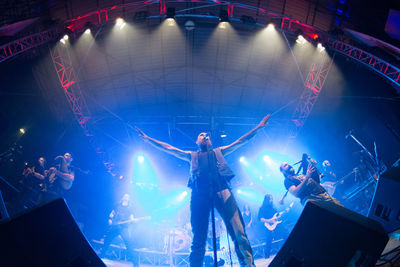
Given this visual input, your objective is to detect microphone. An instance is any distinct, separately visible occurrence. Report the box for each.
[345,130,353,139]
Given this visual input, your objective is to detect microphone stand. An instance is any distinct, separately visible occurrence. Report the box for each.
[207,146,218,267]
[346,132,381,216]
[346,132,377,167]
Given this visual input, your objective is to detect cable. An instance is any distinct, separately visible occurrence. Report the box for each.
[226,227,233,267]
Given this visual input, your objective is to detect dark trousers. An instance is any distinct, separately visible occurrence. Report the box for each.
[189,189,255,267]
[101,225,139,267]
[261,228,273,258]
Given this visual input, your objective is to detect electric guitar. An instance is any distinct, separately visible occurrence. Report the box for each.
[46,156,73,191]
[264,202,294,231]
[111,216,151,226]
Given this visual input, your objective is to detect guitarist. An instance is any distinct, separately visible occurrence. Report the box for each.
[279,162,341,206]
[257,194,277,259]
[46,153,74,200]
[99,194,139,267]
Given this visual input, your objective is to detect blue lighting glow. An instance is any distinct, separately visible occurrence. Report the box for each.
[137,155,145,163]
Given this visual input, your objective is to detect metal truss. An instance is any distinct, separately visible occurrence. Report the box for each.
[50,44,91,136]
[290,54,333,139]
[0,28,60,63]
[50,43,120,176]
[328,39,400,91]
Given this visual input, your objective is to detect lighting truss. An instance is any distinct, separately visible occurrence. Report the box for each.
[50,44,121,176]
[50,45,91,136]
[0,28,60,63]
[290,54,333,139]
[328,39,400,91]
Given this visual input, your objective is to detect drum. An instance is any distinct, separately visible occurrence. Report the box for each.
[165,229,192,252]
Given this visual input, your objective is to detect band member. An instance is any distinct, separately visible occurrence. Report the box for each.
[321,160,337,182]
[242,204,253,229]
[136,115,270,267]
[21,157,48,206]
[279,162,341,206]
[99,194,139,267]
[22,157,47,184]
[46,153,74,199]
[257,194,276,259]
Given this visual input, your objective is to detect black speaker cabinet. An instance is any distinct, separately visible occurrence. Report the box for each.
[269,200,388,267]
[0,198,105,267]
[368,166,400,233]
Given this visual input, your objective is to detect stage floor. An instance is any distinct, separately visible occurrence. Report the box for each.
[102,256,274,266]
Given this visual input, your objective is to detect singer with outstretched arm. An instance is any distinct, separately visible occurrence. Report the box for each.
[135,115,270,267]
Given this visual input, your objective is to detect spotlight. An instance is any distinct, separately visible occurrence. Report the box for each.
[116,17,124,26]
[19,128,26,135]
[220,134,227,138]
[63,27,73,38]
[266,23,275,30]
[240,156,245,163]
[138,155,144,163]
[84,22,95,34]
[317,43,325,52]
[218,22,227,29]
[134,11,148,23]
[116,17,126,29]
[166,18,176,26]
[237,189,242,194]
[166,7,175,19]
[219,10,229,22]
[60,38,66,44]
[296,35,306,44]
[63,34,69,40]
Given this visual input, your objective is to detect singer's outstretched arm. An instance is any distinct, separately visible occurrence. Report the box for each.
[135,127,191,162]
[220,115,270,156]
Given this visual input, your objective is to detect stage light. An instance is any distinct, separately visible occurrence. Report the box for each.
[116,17,126,29]
[240,156,246,163]
[60,38,66,44]
[166,18,176,26]
[220,134,227,138]
[237,189,242,194]
[266,23,275,30]
[83,22,95,35]
[218,22,227,29]
[116,18,124,25]
[318,43,325,52]
[137,155,144,163]
[166,7,175,19]
[219,10,229,22]
[62,27,73,39]
[19,128,26,134]
[296,35,306,44]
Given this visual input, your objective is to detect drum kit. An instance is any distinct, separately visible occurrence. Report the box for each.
[164,228,192,253]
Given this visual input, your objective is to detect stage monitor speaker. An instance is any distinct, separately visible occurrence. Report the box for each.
[0,198,105,267]
[368,166,400,233]
[269,200,388,267]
